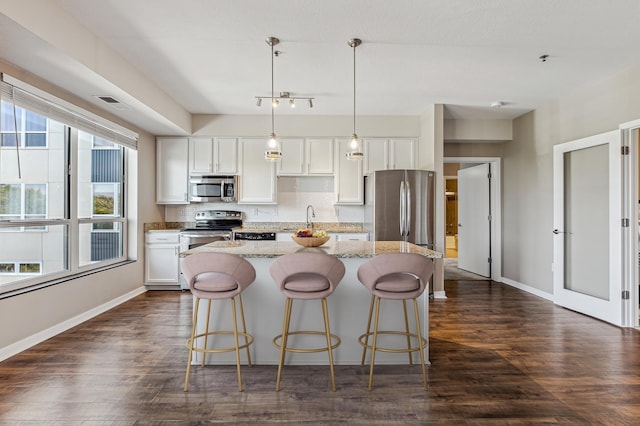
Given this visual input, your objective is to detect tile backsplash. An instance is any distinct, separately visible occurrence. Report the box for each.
[164,176,364,223]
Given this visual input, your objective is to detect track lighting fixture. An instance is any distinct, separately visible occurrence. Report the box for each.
[256,91,314,109]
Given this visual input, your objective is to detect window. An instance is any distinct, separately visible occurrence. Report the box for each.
[0,183,47,220]
[0,261,42,275]
[0,100,47,147]
[0,92,133,294]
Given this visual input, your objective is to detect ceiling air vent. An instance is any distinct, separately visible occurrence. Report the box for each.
[93,95,132,110]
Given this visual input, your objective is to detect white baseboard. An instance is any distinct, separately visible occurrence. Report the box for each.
[433,290,447,299]
[499,277,554,301]
[0,286,147,362]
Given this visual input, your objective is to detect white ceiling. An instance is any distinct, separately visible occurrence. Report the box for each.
[2,0,640,135]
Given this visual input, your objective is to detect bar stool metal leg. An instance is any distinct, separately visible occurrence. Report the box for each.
[184,297,200,392]
[360,294,375,366]
[238,294,252,367]
[413,298,428,390]
[368,296,382,391]
[402,300,413,366]
[276,297,293,391]
[321,298,337,391]
[230,297,243,392]
[201,299,212,367]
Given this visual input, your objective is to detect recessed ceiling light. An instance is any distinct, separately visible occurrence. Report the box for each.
[490,101,504,108]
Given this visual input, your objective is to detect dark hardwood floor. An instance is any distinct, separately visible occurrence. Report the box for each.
[1,280,639,424]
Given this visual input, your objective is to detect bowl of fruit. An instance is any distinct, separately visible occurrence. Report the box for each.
[291,228,330,247]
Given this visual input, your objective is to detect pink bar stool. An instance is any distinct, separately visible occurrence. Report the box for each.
[269,252,346,391]
[357,253,434,390]
[181,252,256,392]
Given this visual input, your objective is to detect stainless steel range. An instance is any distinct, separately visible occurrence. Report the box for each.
[179,210,242,289]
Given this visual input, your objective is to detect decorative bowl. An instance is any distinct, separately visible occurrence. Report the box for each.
[291,235,330,247]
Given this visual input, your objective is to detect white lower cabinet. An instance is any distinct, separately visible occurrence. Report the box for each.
[145,232,180,286]
[335,233,369,241]
[277,232,368,242]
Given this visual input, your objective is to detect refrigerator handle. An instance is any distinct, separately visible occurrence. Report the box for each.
[400,180,405,236]
[405,180,411,236]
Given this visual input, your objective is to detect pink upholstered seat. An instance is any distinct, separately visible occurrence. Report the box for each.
[180,252,256,392]
[181,252,256,299]
[356,253,434,390]
[269,252,344,299]
[357,253,432,300]
[269,252,346,391]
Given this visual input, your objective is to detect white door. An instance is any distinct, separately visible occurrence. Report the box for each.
[457,163,491,277]
[553,130,623,326]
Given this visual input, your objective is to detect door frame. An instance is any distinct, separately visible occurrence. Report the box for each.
[443,157,502,281]
[619,119,639,328]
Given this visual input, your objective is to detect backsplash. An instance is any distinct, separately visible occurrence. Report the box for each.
[164,176,365,223]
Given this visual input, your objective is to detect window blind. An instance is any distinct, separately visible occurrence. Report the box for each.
[0,74,138,150]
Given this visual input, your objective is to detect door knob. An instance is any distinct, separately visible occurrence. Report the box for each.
[553,229,563,234]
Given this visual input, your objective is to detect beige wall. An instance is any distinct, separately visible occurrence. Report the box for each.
[503,63,640,293]
[0,60,164,351]
[444,142,504,158]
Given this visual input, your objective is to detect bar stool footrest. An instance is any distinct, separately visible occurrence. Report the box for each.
[186,331,254,354]
[273,331,341,354]
[358,331,427,354]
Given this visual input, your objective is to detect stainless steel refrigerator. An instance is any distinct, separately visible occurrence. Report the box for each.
[364,169,435,248]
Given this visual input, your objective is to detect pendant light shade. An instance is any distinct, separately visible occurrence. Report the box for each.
[346,38,363,160]
[265,36,282,161]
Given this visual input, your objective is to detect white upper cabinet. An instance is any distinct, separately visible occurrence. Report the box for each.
[306,138,334,175]
[237,138,277,204]
[278,138,305,175]
[189,137,238,175]
[278,138,334,176]
[364,138,416,173]
[389,138,415,170]
[334,139,364,205]
[156,137,189,204]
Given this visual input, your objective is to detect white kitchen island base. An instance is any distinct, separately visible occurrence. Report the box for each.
[182,241,440,366]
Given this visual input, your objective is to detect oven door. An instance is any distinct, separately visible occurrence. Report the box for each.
[179,231,231,289]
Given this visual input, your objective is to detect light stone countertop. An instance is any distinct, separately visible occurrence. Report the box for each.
[180,240,441,259]
[238,221,364,233]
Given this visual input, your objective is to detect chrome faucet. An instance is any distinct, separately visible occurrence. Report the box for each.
[306,204,316,229]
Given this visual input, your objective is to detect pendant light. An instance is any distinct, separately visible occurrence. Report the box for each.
[265,36,282,161]
[346,38,363,160]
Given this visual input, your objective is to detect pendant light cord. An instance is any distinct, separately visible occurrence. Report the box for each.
[353,41,356,135]
[271,40,275,134]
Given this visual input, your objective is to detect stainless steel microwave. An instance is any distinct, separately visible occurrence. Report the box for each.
[189,175,237,202]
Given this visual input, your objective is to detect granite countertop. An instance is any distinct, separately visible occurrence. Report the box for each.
[239,222,364,233]
[180,240,441,259]
[144,221,365,233]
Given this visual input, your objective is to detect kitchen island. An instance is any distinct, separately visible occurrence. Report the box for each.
[180,240,441,365]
